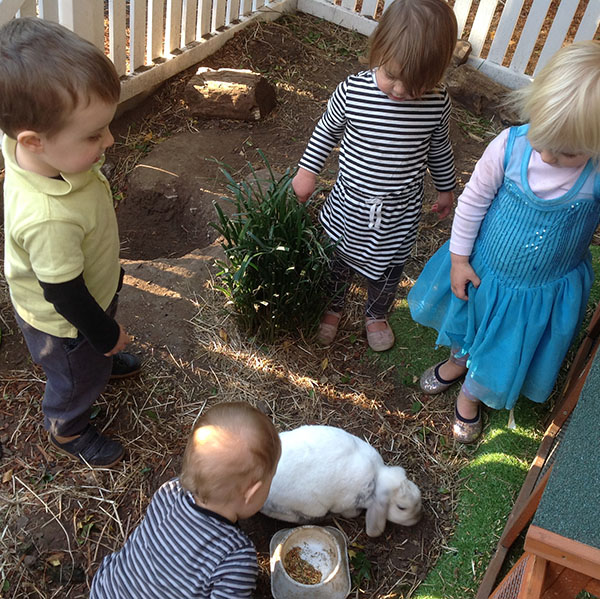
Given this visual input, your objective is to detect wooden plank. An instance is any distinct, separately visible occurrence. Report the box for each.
[227,0,241,25]
[518,554,546,599]
[502,467,552,549]
[147,0,165,61]
[359,0,377,20]
[39,0,59,22]
[182,0,197,44]
[130,0,147,71]
[532,0,579,76]
[541,563,592,599]
[165,0,183,53]
[240,0,252,17]
[212,0,226,31]
[453,0,473,39]
[59,0,104,49]
[197,0,212,36]
[573,1,600,42]
[509,0,552,74]
[108,0,127,76]
[18,0,36,17]
[584,578,600,596]
[0,0,28,24]
[297,0,378,36]
[340,0,357,13]
[548,340,597,427]
[525,526,600,581]
[487,0,526,66]
[254,0,265,11]
[468,0,500,56]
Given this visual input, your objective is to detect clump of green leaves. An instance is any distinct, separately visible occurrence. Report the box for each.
[349,545,373,588]
[211,152,333,342]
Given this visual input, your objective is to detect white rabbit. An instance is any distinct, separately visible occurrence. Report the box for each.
[261,425,422,537]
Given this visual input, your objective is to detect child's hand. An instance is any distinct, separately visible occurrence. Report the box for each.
[450,253,480,300]
[431,191,454,219]
[105,324,131,356]
[292,168,317,203]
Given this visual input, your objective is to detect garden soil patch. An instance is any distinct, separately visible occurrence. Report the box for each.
[0,14,492,599]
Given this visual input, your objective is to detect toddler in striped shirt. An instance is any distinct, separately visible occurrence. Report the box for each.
[293,0,458,352]
[90,401,281,599]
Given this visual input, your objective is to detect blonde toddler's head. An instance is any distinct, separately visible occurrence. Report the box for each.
[511,40,600,160]
[180,402,281,507]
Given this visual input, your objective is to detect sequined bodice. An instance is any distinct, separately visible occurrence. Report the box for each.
[475,131,600,289]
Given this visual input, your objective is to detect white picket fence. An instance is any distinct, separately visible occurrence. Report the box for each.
[0,0,599,100]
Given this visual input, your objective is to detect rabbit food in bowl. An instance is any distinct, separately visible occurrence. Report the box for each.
[270,525,351,599]
[284,546,323,584]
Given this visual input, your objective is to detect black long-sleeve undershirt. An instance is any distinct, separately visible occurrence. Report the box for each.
[39,271,122,354]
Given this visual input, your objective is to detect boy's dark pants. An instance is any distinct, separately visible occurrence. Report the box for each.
[14,296,118,437]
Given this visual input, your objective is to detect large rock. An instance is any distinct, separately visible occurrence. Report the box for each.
[451,40,471,67]
[185,68,277,121]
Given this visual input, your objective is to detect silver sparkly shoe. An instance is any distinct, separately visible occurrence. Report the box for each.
[419,360,464,395]
[452,403,482,444]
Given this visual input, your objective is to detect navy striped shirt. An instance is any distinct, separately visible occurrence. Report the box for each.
[299,70,456,279]
[90,479,258,599]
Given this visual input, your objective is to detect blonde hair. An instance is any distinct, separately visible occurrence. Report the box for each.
[368,0,457,98]
[180,402,281,504]
[509,40,600,158]
[0,17,120,139]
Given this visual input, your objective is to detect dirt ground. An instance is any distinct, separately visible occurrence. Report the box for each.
[0,14,494,599]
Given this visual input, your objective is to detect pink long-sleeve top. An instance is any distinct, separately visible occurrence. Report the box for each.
[450,129,590,256]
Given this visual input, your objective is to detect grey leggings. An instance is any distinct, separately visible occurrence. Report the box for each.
[327,252,405,318]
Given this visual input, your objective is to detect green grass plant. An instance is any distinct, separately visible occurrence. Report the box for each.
[211,152,334,342]
[377,246,600,598]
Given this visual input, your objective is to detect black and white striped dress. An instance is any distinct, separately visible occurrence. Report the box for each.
[90,478,258,599]
[299,69,456,280]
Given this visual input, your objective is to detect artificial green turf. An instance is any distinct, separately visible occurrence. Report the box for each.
[377,245,600,599]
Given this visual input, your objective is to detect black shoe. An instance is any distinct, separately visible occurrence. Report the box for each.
[110,352,142,379]
[49,425,124,467]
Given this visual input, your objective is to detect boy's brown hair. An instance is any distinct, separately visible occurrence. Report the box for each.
[0,17,121,139]
[368,0,458,98]
[180,402,281,504]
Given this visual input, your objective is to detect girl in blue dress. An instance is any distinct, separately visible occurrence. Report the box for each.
[408,41,600,443]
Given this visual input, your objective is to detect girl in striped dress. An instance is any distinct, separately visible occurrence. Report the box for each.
[292,0,458,351]
[408,41,600,443]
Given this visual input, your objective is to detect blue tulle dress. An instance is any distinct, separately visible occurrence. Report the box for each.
[408,125,600,410]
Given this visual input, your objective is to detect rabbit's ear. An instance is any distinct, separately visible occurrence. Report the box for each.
[365,467,406,537]
[365,499,388,537]
[365,478,393,537]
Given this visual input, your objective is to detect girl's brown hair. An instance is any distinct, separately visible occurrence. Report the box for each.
[368,0,458,98]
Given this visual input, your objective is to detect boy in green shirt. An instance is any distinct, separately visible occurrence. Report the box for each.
[1,17,140,467]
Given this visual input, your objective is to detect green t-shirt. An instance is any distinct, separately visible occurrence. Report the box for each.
[2,135,121,338]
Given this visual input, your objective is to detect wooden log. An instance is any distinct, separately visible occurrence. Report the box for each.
[185,67,277,121]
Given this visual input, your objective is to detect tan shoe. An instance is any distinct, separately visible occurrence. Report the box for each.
[365,317,395,351]
[317,311,342,345]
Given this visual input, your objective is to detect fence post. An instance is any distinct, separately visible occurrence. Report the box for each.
[57,0,104,49]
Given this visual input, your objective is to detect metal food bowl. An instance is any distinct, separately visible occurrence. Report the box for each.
[269,525,351,599]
